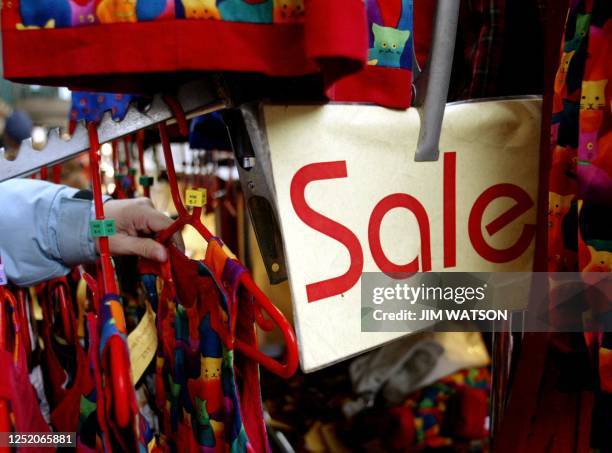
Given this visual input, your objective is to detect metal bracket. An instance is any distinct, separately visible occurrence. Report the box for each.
[223,105,288,285]
[0,77,227,182]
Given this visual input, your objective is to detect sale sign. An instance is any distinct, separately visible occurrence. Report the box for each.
[263,98,541,371]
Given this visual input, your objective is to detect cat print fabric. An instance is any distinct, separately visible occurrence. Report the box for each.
[15,0,290,26]
[140,243,269,452]
[367,0,413,70]
[369,23,411,68]
[180,0,221,20]
[18,0,72,28]
[548,0,612,393]
[3,0,371,108]
[273,0,303,23]
[326,0,414,109]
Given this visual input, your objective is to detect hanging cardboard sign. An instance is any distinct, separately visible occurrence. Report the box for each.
[263,98,541,371]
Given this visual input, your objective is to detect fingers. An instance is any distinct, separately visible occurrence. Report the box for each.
[106,197,174,234]
[103,198,183,259]
[132,198,184,251]
[109,234,168,262]
[171,231,186,253]
[137,198,173,233]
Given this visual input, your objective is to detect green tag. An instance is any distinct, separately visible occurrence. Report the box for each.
[90,219,117,237]
[115,173,125,180]
[139,176,154,187]
[103,219,117,236]
[129,168,137,176]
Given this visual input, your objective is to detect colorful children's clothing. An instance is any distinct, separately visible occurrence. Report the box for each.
[39,278,95,434]
[546,1,612,449]
[327,0,414,109]
[141,243,269,452]
[548,0,612,365]
[1,0,367,94]
[0,288,51,448]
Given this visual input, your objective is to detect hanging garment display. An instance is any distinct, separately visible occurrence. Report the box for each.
[69,92,134,132]
[0,286,52,446]
[548,0,612,368]
[140,242,270,452]
[546,1,612,449]
[39,277,95,434]
[549,1,611,253]
[70,91,141,199]
[80,123,150,452]
[497,2,610,452]
[133,100,296,451]
[1,0,367,92]
[327,0,414,109]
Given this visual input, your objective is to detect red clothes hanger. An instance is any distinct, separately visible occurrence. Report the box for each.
[136,130,152,198]
[15,289,32,368]
[157,97,298,378]
[156,120,214,244]
[86,123,134,429]
[0,286,19,442]
[52,164,62,184]
[0,286,20,357]
[123,135,137,195]
[47,277,76,346]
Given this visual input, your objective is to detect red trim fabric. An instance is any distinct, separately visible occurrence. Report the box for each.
[2,0,367,93]
[326,65,413,109]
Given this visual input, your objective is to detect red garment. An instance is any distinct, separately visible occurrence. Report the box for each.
[50,345,94,434]
[1,0,367,93]
[0,350,51,452]
[40,279,94,433]
[328,0,415,109]
[205,242,270,453]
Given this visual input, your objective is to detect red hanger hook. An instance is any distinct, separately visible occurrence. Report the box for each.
[48,278,76,346]
[86,123,119,295]
[158,97,298,377]
[162,95,189,136]
[235,271,299,378]
[156,120,214,244]
[0,286,20,354]
[136,130,151,198]
[0,286,17,443]
[15,289,32,366]
[86,123,134,430]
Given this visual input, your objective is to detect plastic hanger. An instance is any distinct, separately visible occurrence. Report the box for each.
[51,164,62,184]
[86,123,134,429]
[15,289,32,368]
[0,286,19,440]
[136,130,152,198]
[46,277,76,346]
[122,135,137,195]
[157,97,298,378]
[0,286,20,356]
[156,119,214,244]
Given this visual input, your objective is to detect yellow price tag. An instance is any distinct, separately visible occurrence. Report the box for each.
[185,188,207,208]
[128,304,157,383]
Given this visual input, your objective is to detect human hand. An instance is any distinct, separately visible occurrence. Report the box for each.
[97,197,184,262]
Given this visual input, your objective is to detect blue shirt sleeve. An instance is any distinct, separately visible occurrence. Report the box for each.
[0,179,97,286]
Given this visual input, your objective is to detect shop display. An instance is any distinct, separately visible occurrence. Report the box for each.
[0,0,610,452]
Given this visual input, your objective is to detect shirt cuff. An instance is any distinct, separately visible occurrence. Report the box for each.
[56,194,112,266]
